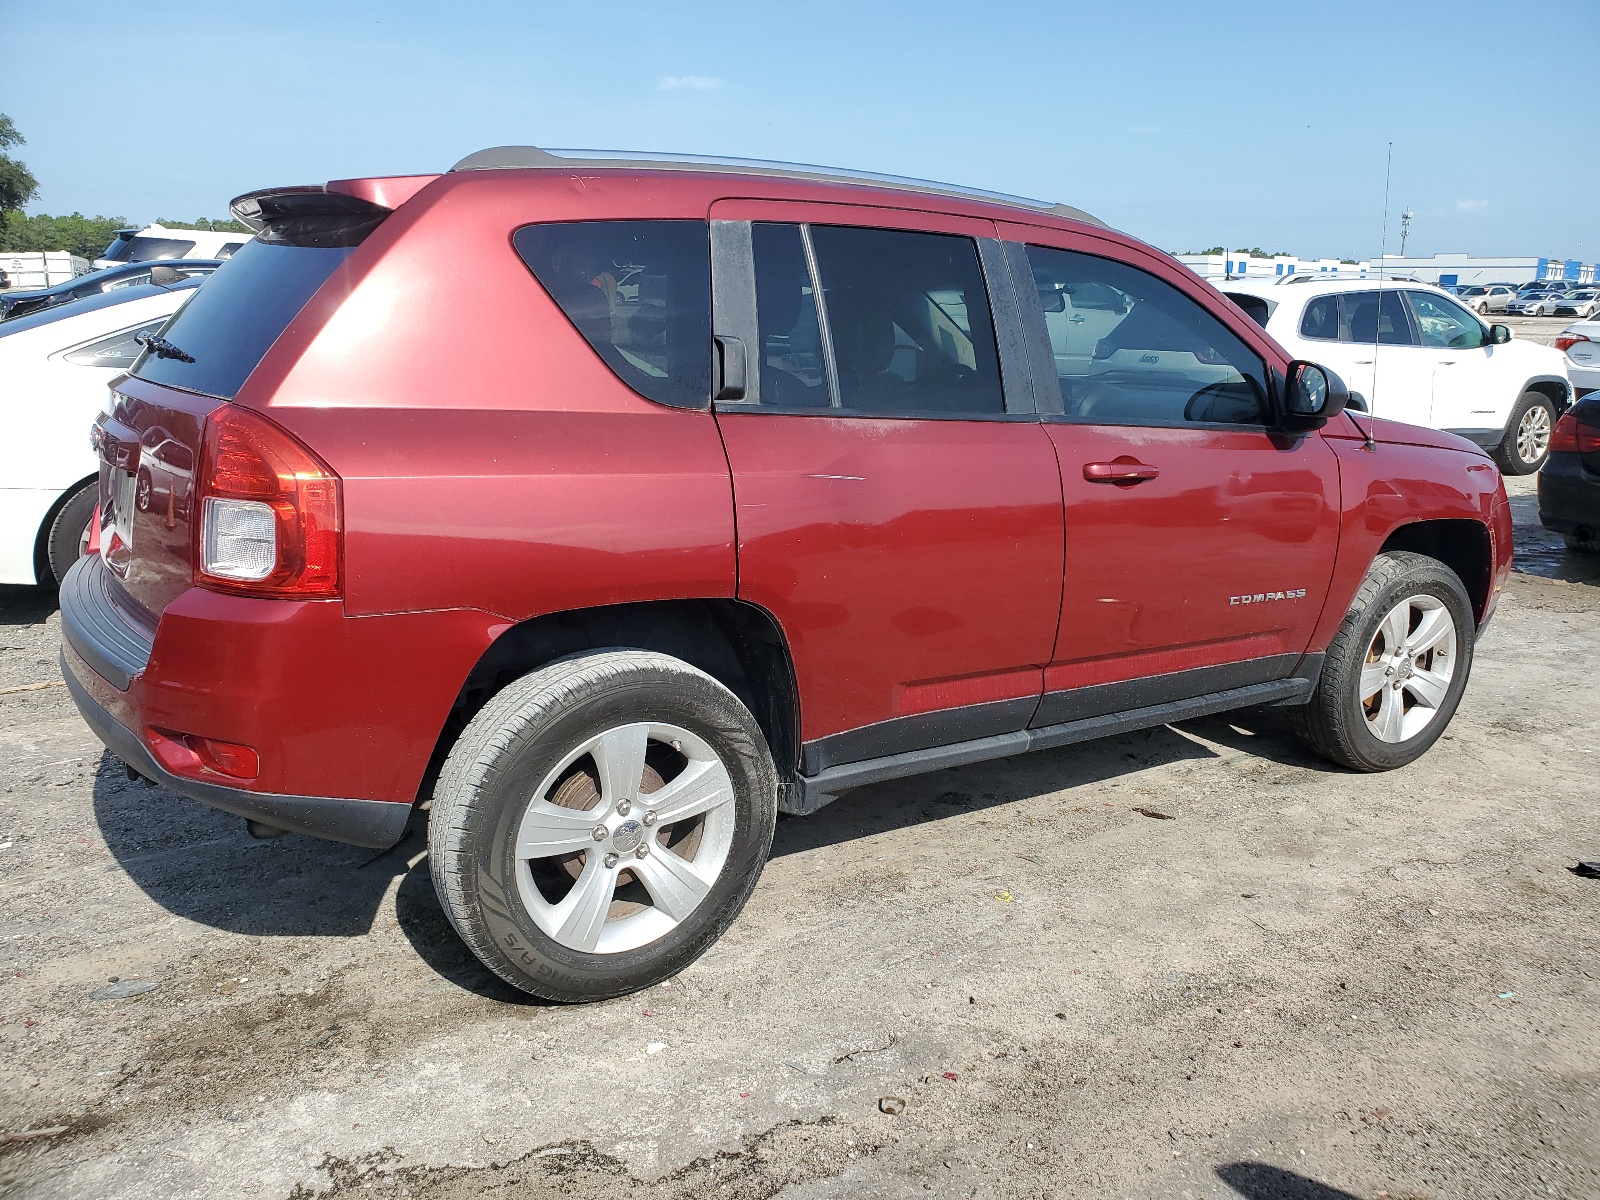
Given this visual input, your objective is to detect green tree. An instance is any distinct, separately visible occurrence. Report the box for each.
[0,212,129,260]
[155,216,251,234]
[0,113,40,215]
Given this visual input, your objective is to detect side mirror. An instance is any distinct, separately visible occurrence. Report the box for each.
[1490,324,1512,344]
[1038,287,1066,313]
[1283,360,1349,430]
[148,264,183,285]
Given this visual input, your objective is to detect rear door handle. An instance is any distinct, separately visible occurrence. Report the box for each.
[713,335,746,401]
[1083,459,1159,484]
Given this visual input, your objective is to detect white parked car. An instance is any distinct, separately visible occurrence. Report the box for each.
[92,223,250,271]
[1221,277,1572,473]
[1506,290,1566,317]
[1556,319,1600,395]
[1454,284,1516,315]
[1555,289,1600,319]
[0,278,202,586]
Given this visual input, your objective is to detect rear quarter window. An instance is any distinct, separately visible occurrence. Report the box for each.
[514,220,712,410]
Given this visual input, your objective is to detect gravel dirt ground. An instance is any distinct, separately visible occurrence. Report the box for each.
[2,333,1597,1199]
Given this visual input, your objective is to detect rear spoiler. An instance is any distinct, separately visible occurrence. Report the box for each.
[229,176,438,240]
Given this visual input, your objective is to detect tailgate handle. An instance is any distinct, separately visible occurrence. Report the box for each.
[714,335,746,402]
[1083,459,1158,485]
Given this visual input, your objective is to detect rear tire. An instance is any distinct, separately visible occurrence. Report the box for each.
[1292,552,1474,772]
[1493,391,1556,475]
[46,481,97,586]
[428,650,778,1002]
[1564,532,1598,555]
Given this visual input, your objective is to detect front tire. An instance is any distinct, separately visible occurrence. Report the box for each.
[46,481,97,586]
[1565,532,1598,555]
[428,650,778,1002]
[1493,391,1556,475]
[1292,552,1474,772]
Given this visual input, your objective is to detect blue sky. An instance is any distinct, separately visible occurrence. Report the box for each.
[3,0,1593,260]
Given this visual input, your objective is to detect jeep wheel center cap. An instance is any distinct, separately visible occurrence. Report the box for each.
[611,820,645,853]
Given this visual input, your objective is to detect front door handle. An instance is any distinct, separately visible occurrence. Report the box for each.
[1083,459,1159,485]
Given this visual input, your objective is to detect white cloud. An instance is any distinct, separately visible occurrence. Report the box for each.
[1455,199,1489,213]
[658,75,723,91]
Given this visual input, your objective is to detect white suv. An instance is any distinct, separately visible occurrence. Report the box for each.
[1221,278,1572,473]
[92,223,250,270]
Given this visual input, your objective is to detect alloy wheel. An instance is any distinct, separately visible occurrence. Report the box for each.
[1517,403,1552,467]
[512,721,736,954]
[1359,595,1457,743]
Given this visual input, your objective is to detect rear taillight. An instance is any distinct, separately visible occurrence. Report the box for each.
[1555,333,1589,352]
[195,405,341,597]
[1549,411,1600,456]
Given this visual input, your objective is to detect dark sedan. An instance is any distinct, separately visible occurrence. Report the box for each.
[0,260,221,321]
[1539,395,1600,553]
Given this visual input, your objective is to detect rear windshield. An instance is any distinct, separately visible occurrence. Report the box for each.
[131,238,354,399]
[514,220,711,409]
[105,235,196,263]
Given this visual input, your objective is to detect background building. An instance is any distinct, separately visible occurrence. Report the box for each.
[1176,249,1597,287]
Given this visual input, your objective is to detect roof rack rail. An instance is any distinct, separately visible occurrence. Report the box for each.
[449,146,1105,228]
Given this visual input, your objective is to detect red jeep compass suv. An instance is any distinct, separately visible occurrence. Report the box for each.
[62,148,1513,1001]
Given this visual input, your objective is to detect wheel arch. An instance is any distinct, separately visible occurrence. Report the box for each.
[31,474,97,586]
[426,598,801,800]
[1520,375,1573,415]
[1378,519,1493,623]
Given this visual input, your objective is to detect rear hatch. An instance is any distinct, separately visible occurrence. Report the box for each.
[94,188,389,619]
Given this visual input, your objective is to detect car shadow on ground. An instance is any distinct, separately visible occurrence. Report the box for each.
[768,707,1335,860]
[90,703,1337,1001]
[89,760,534,1001]
[1216,1162,1362,1199]
[0,583,58,626]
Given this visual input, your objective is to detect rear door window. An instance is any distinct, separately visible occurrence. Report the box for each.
[1340,291,1416,345]
[751,223,829,406]
[515,220,712,410]
[806,225,1004,416]
[1025,245,1269,427]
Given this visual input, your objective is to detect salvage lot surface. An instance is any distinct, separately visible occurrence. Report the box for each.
[3,478,1598,1198]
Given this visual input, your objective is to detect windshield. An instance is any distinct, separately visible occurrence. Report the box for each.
[130,239,356,399]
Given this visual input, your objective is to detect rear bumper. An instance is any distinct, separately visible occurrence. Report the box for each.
[1538,453,1600,538]
[61,652,412,848]
[57,554,503,847]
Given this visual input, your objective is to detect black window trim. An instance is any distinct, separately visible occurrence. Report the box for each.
[1016,241,1283,433]
[710,218,1038,421]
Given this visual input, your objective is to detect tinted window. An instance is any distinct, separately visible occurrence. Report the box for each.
[131,240,356,399]
[1026,245,1268,426]
[515,220,711,410]
[1405,291,1487,349]
[808,225,1004,415]
[1225,293,1272,329]
[1300,295,1340,340]
[1341,291,1415,346]
[112,236,197,263]
[751,223,828,406]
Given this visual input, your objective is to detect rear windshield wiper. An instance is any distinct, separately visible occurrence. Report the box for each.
[135,332,196,363]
